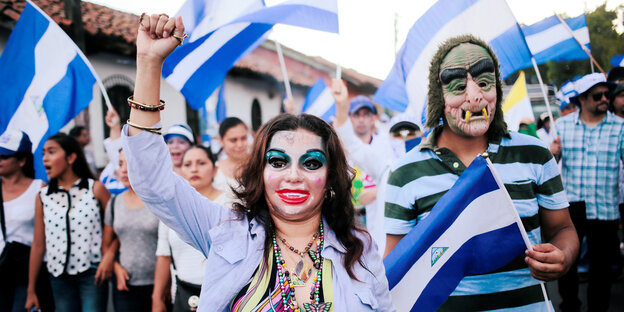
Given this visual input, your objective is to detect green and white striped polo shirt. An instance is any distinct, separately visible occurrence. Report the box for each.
[385,127,568,311]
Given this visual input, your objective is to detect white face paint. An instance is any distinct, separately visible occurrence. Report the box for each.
[263,129,327,218]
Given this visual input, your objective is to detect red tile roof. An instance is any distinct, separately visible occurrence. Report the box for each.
[0,0,139,45]
[241,40,381,91]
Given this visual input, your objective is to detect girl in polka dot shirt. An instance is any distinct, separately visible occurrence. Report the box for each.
[25,133,112,312]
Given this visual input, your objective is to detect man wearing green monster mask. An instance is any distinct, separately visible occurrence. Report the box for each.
[384,35,579,311]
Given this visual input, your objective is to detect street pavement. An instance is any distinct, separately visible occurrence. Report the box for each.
[547,272,624,312]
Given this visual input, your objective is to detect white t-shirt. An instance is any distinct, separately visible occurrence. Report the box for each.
[212,168,239,194]
[0,179,42,253]
[155,193,230,285]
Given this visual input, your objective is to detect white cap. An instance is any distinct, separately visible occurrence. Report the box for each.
[163,123,195,144]
[570,73,610,105]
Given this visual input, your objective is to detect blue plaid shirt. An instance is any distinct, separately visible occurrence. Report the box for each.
[556,111,624,220]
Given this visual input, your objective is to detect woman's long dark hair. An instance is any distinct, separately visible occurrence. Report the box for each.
[47,133,94,181]
[232,114,367,279]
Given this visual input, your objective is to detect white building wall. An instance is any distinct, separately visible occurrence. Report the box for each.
[72,52,188,168]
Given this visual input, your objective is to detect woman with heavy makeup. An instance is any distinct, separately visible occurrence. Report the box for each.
[122,14,393,312]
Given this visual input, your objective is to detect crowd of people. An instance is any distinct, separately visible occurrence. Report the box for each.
[0,13,623,312]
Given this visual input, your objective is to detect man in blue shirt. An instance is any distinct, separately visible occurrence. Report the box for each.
[551,73,624,312]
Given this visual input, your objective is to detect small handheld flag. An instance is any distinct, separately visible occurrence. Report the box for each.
[302,79,336,123]
[503,71,534,131]
[384,155,539,311]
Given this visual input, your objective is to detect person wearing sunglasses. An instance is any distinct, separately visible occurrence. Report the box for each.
[550,72,624,312]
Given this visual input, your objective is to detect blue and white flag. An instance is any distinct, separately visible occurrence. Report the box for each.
[216,82,227,123]
[522,14,590,65]
[164,0,339,110]
[302,78,335,122]
[556,80,578,109]
[176,0,265,42]
[0,1,100,180]
[384,156,530,312]
[610,55,624,67]
[374,0,532,121]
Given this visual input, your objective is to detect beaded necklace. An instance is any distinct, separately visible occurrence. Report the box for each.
[272,222,332,312]
[277,232,319,257]
[276,232,319,285]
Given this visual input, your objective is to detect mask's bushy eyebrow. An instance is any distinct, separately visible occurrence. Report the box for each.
[468,59,495,77]
[440,68,467,84]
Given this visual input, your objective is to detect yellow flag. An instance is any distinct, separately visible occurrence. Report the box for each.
[502,71,534,131]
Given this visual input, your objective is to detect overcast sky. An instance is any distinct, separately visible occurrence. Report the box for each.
[90,0,623,80]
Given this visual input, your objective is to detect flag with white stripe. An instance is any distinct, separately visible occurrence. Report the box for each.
[374,0,532,120]
[176,0,265,42]
[521,14,590,64]
[384,155,530,312]
[302,78,335,122]
[0,1,100,180]
[163,0,339,110]
[503,71,534,131]
[556,80,578,109]
[610,55,624,67]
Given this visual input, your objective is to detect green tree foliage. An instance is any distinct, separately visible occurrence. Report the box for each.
[525,3,624,86]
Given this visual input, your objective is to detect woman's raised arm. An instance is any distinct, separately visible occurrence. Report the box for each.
[128,14,184,135]
[122,14,235,257]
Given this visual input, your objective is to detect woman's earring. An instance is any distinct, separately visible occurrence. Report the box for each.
[325,188,335,200]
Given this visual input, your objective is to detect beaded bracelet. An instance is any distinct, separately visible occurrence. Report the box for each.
[126,120,163,135]
[127,96,165,112]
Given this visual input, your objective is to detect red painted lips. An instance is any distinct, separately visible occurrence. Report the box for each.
[276,189,310,205]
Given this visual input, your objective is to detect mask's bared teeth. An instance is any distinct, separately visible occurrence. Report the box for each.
[483,108,488,123]
[465,110,471,123]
